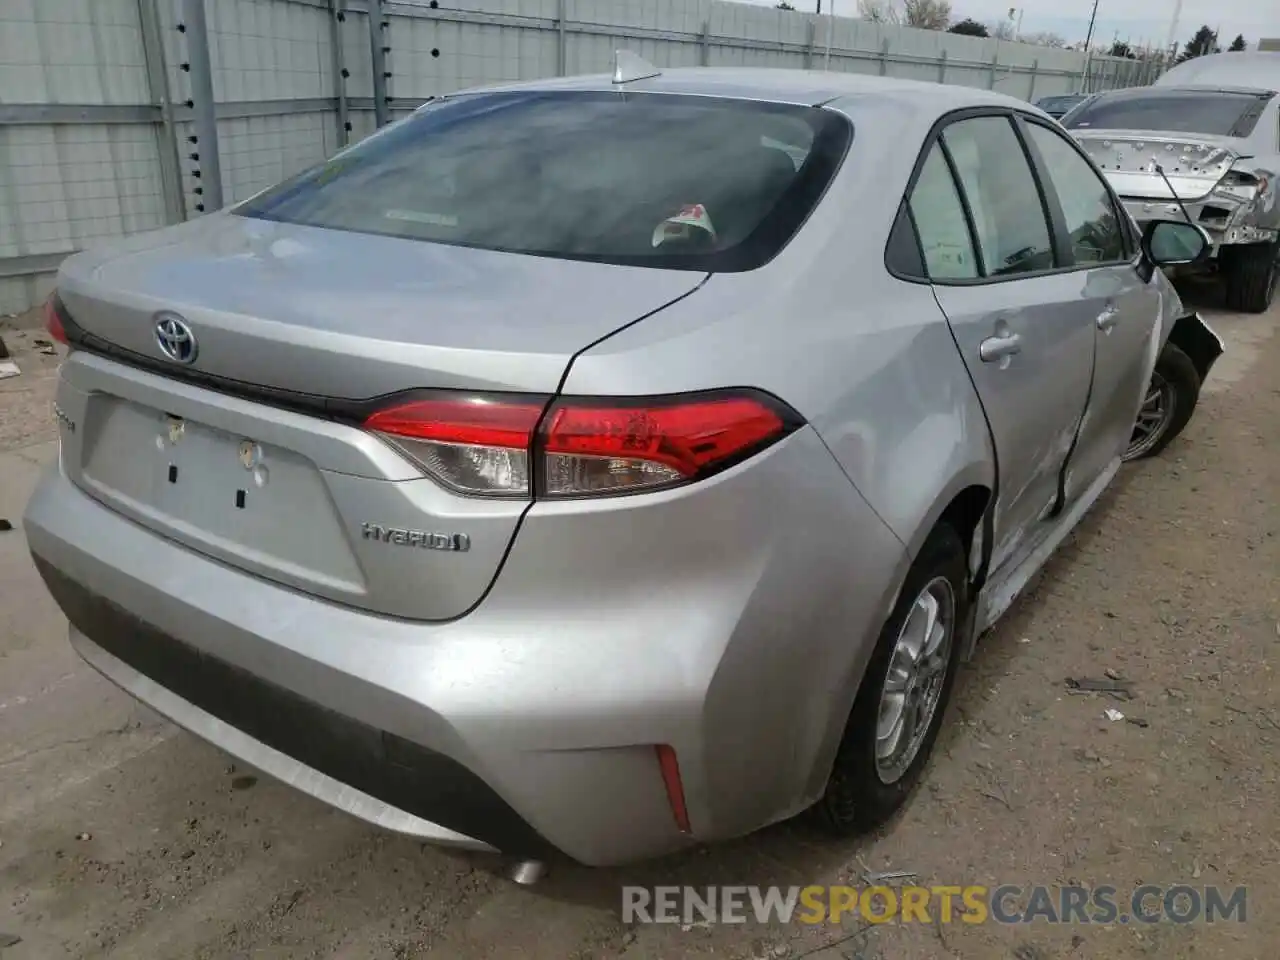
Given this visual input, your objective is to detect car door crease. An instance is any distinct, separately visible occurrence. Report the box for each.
[1051,327,1099,519]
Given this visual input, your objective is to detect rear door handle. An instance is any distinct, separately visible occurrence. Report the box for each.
[1096,304,1120,332]
[979,332,1022,364]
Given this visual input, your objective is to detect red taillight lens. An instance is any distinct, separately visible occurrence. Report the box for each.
[364,396,545,497]
[655,744,692,834]
[542,394,789,496]
[362,389,798,499]
[44,294,68,345]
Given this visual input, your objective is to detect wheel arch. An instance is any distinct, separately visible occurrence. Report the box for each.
[935,483,993,580]
[906,469,995,588]
[798,468,995,814]
[899,471,996,668]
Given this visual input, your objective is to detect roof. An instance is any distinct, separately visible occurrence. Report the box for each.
[1155,51,1280,91]
[454,66,1036,114]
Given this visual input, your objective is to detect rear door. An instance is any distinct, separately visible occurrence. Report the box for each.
[1019,116,1162,495]
[911,113,1095,578]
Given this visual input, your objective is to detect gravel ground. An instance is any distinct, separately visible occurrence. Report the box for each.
[0,292,1276,960]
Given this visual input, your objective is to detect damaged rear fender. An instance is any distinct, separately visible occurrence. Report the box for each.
[1205,162,1280,244]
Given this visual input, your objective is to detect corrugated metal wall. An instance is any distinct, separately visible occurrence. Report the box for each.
[0,0,1162,315]
[0,0,172,313]
[155,0,342,213]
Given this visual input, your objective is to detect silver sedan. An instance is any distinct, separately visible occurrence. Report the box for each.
[25,61,1221,866]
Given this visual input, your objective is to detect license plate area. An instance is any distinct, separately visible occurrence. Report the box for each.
[79,396,365,593]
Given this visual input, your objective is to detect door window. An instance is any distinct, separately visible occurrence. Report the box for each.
[941,117,1056,277]
[1024,121,1128,265]
[908,145,979,280]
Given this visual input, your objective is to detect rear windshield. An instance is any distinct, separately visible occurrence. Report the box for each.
[1062,90,1268,137]
[236,91,851,272]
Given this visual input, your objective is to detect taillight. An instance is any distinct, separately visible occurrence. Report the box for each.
[364,396,545,497]
[1221,169,1260,188]
[363,388,800,499]
[541,393,791,496]
[1219,169,1267,197]
[44,294,68,345]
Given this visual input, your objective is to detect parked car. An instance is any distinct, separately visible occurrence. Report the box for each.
[26,60,1222,868]
[1061,84,1280,312]
[1154,50,1280,89]
[1034,92,1093,120]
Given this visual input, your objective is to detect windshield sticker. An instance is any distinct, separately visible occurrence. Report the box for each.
[384,209,459,228]
[652,203,717,248]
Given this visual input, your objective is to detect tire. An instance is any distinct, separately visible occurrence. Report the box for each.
[1122,343,1200,462]
[1220,242,1278,314]
[814,524,969,836]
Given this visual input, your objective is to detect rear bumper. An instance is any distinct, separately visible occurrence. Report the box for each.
[25,427,908,866]
[35,558,543,855]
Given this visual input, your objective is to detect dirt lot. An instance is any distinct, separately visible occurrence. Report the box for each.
[1,292,1277,960]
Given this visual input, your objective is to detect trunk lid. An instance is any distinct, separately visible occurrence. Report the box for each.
[54,215,705,621]
[1069,130,1242,201]
[57,212,705,398]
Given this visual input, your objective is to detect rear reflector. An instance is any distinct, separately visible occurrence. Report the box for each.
[363,388,800,499]
[44,294,68,345]
[655,745,692,834]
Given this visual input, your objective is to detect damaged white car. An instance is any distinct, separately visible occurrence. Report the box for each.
[1062,84,1280,313]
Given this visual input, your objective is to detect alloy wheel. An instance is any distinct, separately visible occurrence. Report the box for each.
[1124,372,1176,461]
[875,576,955,785]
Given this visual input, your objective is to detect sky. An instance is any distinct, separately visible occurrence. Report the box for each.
[738,0,1280,50]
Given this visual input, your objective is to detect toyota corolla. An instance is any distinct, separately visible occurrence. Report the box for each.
[25,62,1222,866]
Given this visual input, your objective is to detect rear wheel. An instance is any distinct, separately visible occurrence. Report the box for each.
[1123,343,1200,462]
[814,524,968,835]
[1220,242,1278,314]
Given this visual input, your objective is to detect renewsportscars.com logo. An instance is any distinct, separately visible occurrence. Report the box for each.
[622,885,1248,926]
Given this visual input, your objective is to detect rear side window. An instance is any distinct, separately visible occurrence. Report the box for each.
[236,91,851,272]
[941,117,1056,277]
[1063,90,1270,137]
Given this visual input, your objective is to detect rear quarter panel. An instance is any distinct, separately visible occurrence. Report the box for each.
[558,95,996,805]
[558,93,997,810]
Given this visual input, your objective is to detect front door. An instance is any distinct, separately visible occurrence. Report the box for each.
[1018,118,1163,497]
[909,115,1095,579]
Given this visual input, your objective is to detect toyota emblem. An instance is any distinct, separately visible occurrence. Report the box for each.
[154,312,198,365]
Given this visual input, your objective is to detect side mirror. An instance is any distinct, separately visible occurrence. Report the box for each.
[1141,219,1212,267]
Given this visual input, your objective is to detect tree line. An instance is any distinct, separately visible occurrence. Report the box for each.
[775,0,1252,58]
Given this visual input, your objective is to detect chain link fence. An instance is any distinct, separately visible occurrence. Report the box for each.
[0,0,1161,314]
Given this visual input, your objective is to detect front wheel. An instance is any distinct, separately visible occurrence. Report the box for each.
[814,524,968,836]
[1122,343,1200,461]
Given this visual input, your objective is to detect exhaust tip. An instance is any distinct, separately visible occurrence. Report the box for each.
[509,860,547,885]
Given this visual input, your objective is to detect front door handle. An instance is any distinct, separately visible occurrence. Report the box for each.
[1096,304,1120,332]
[979,332,1023,364]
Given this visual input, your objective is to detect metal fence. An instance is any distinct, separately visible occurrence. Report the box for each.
[0,0,1161,315]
